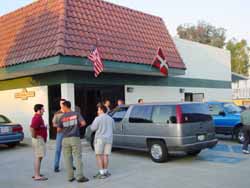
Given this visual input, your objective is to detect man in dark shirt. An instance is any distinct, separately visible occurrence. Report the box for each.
[58,101,89,183]
[30,104,48,181]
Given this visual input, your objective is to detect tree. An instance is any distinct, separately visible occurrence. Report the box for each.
[177,21,226,48]
[226,39,250,76]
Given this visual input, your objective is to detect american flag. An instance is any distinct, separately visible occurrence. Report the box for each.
[88,47,104,77]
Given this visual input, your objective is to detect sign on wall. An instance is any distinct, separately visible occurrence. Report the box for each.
[14,88,35,100]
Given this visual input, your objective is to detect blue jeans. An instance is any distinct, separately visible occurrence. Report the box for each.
[54,132,64,169]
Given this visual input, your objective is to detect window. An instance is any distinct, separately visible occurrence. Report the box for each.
[208,104,223,115]
[185,93,204,102]
[129,106,153,123]
[152,105,176,123]
[111,107,128,122]
[0,115,11,123]
[223,103,241,114]
[181,103,212,122]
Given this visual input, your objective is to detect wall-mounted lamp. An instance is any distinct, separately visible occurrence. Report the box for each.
[127,87,134,93]
[179,88,185,93]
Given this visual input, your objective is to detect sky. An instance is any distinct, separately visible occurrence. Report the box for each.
[0,0,249,42]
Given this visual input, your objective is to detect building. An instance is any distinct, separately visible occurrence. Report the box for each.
[0,0,232,139]
[231,72,250,106]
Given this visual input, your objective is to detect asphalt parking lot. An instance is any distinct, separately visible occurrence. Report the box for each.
[0,137,250,188]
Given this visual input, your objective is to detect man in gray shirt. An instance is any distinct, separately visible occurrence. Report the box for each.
[91,103,114,179]
[58,101,89,183]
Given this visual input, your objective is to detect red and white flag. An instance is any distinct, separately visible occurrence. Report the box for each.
[88,47,104,77]
[152,47,169,76]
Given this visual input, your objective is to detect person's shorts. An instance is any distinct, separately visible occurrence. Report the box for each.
[32,138,46,158]
[94,139,112,155]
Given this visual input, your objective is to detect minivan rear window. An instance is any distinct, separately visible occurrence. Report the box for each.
[152,105,176,123]
[180,103,212,123]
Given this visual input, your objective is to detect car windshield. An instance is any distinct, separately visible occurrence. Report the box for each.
[223,103,242,114]
[0,115,11,123]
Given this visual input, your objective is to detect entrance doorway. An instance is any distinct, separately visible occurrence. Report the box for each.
[48,84,124,139]
[48,85,61,139]
[75,84,125,125]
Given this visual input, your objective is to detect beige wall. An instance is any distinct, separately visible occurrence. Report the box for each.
[174,38,231,82]
[125,85,232,104]
[0,86,49,138]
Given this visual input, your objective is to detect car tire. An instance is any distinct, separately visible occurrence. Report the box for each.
[235,126,245,144]
[7,142,19,148]
[148,140,169,163]
[187,150,201,156]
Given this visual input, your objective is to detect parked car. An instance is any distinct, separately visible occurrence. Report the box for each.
[86,102,217,163]
[0,114,24,147]
[206,102,244,143]
[238,105,247,111]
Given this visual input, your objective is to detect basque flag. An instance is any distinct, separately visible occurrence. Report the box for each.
[88,47,104,77]
[152,47,169,76]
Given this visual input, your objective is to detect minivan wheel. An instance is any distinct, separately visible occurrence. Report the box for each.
[235,127,245,144]
[149,140,169,163]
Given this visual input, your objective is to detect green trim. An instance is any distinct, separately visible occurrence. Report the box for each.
[0,70,231,91]
[0,56,60,74]
[0,55,185,81]
[65,71,231,89]
[59,56,185,76]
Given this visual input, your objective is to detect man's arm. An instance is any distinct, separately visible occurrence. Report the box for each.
[52,114,58,128]
[90,118,99,131]
[78,113,87,127]
[30,127,36,138]
[80,120,87,127]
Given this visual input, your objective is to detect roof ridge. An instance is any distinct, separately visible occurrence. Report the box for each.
[54,0,67,55]
[93,0,162,20]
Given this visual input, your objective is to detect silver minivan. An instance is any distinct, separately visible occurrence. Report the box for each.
[86,102,218,163]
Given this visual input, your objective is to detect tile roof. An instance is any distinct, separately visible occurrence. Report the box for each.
[0,0,185,69]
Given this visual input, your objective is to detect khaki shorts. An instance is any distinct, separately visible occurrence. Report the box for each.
[94,139,112,155]
[32,138,46,158]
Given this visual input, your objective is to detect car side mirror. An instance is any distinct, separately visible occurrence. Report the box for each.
[219,111,226,116]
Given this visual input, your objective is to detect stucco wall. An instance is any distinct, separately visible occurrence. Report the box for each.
[174,38,231,82]
[0,86,49,138]
[125,85,232,104]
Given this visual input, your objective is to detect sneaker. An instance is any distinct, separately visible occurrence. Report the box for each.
[54,167,60,173]
[68,177,75,182]
[105,171,111,177]
[93,172,106,179]
[243,150,250,154]
[77,176,89,183]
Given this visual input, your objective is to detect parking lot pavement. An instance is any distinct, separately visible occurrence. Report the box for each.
[1,138,250,188]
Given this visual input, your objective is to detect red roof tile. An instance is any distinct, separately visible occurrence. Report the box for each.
[0,0,185,69]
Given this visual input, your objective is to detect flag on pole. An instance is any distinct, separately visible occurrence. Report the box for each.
[88,47,104,77]
[152,47,169,76]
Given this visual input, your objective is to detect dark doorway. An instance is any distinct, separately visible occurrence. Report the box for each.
[184,93,193,102]
[75,84,125,126]
[48,85,61,139]
[48,84,124,139]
